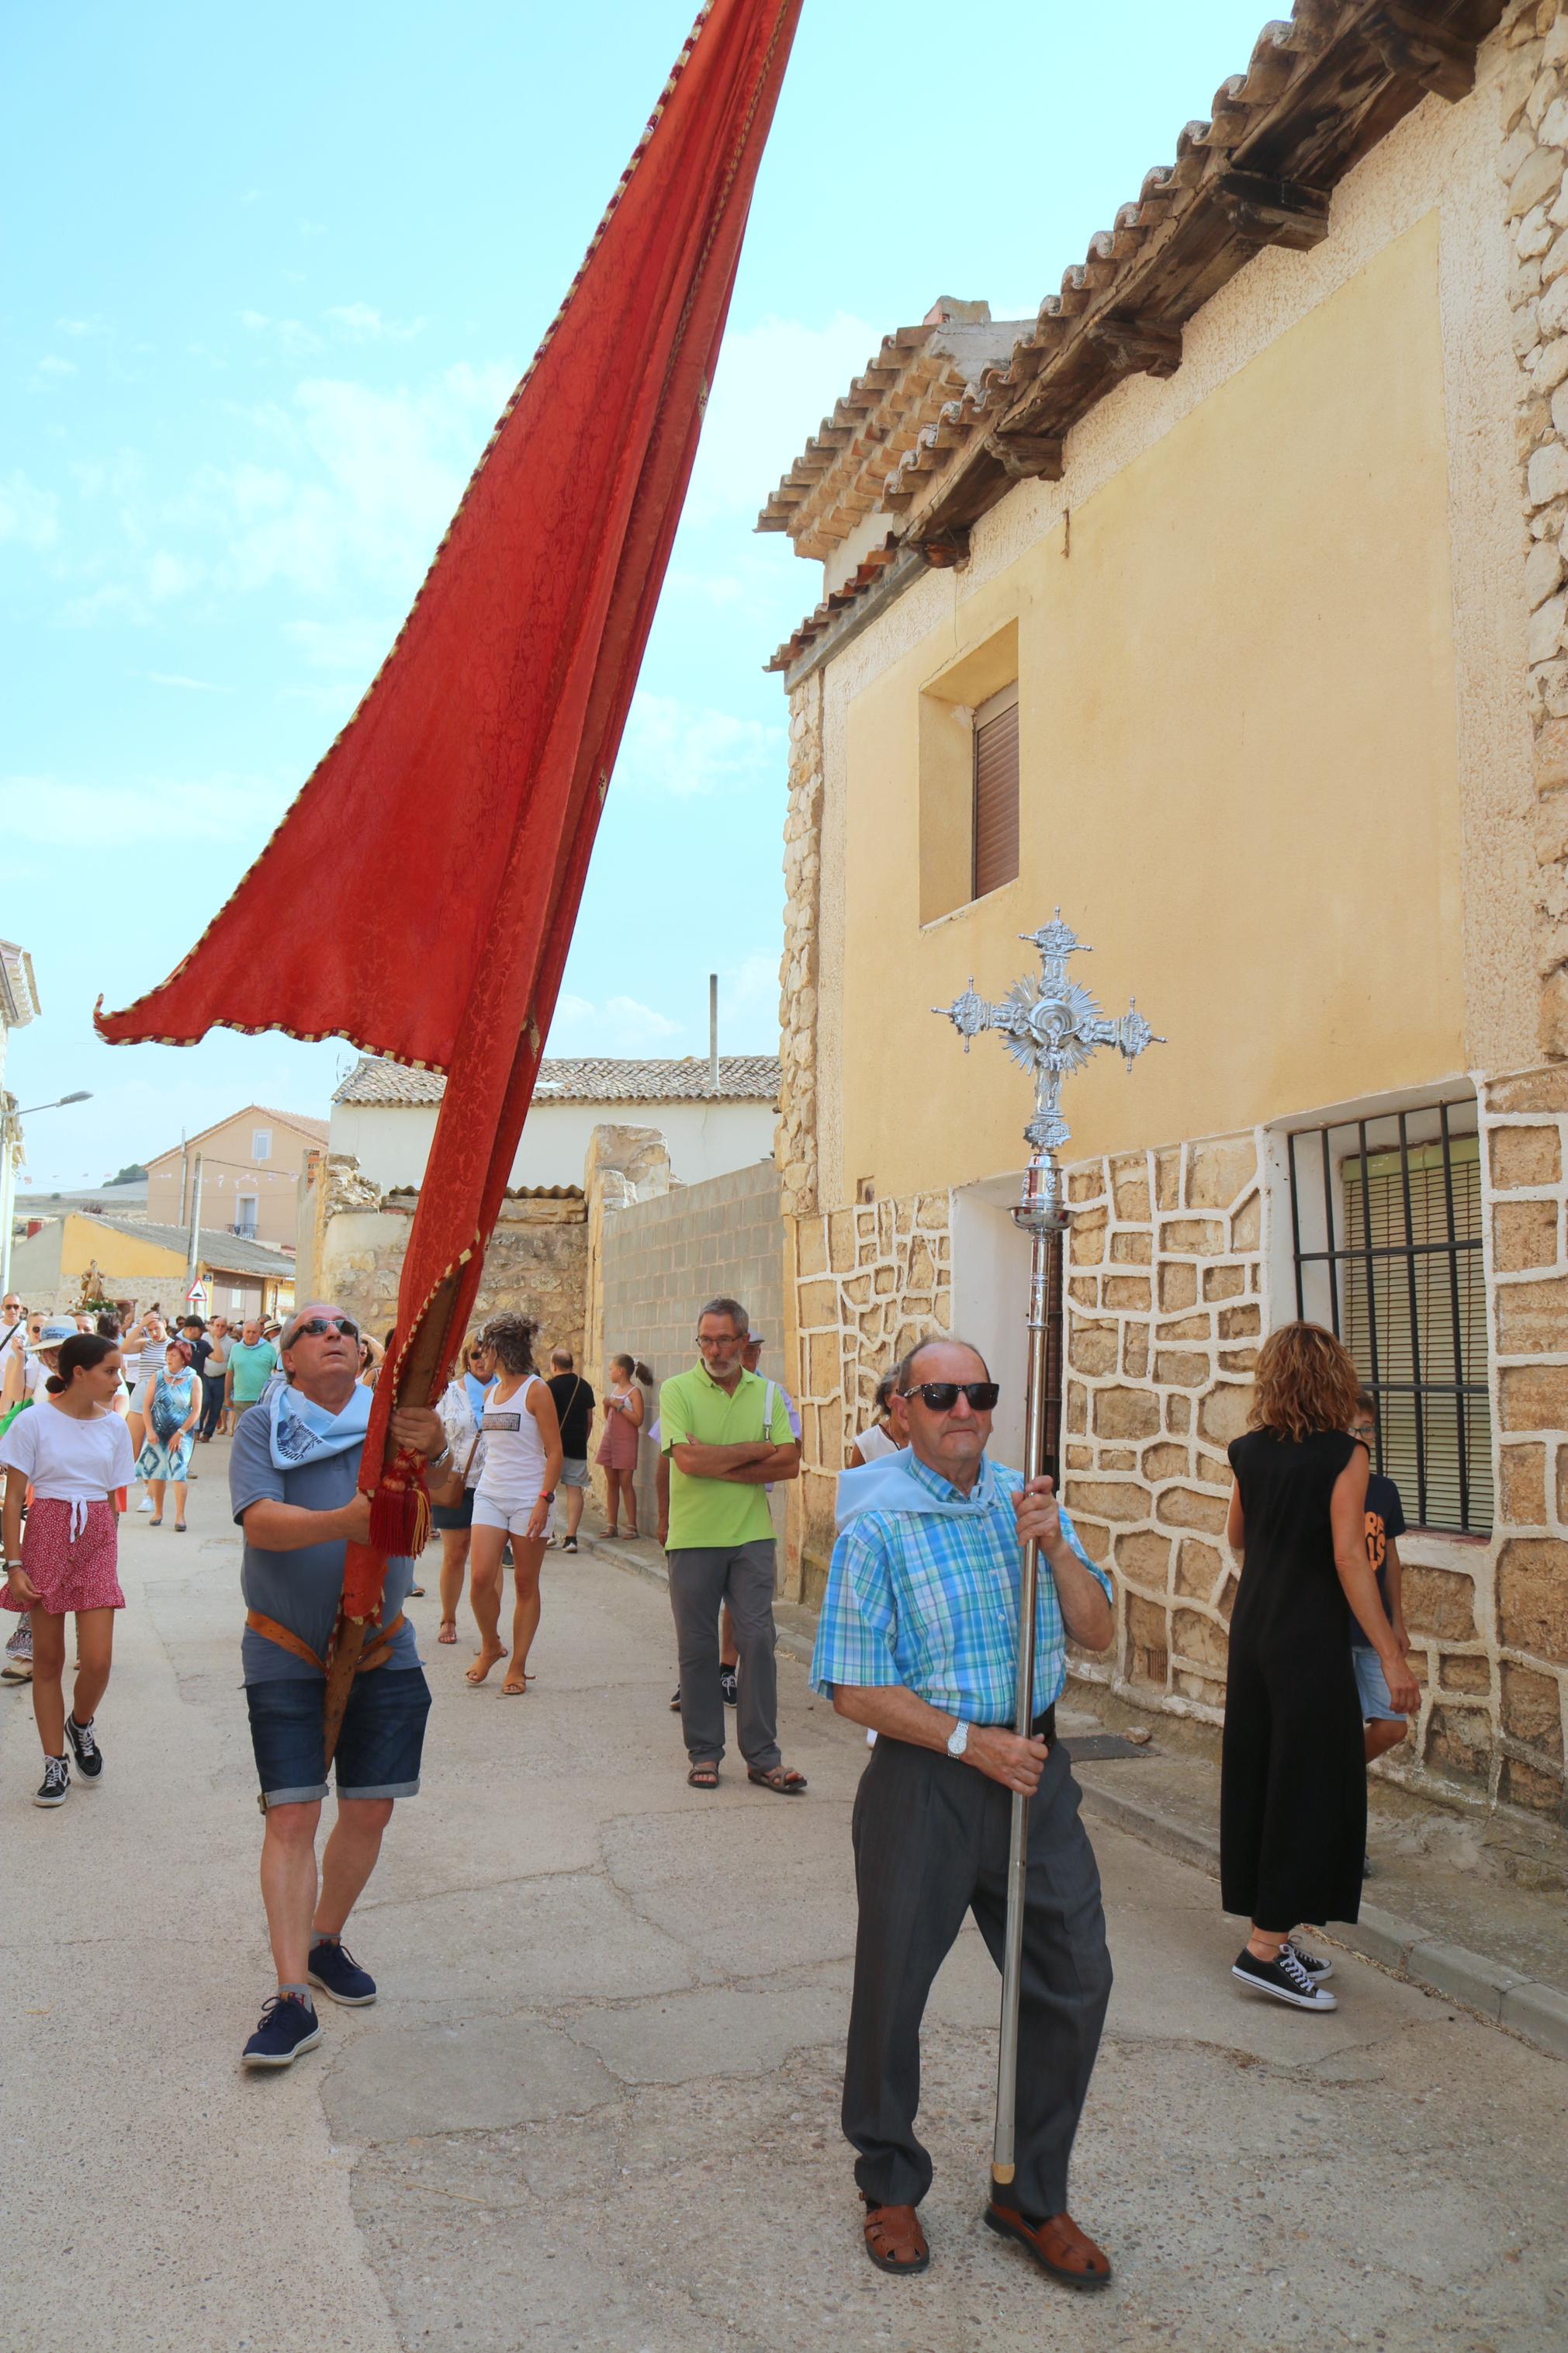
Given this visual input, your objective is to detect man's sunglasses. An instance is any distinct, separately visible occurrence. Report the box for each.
[900,1381,1000,1413]
[292,1315,359,1342]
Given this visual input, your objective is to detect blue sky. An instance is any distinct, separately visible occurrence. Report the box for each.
[5,0,1270,1192]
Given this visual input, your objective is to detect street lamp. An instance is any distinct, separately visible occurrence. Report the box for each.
[0,1089,95,1291]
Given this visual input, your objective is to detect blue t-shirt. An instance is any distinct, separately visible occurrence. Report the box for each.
[230,1398,420,1682]
[1353,1470,1407,1648]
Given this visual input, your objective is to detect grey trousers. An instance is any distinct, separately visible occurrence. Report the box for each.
[666,1539,781,1773]
[844,1727,1111,2218]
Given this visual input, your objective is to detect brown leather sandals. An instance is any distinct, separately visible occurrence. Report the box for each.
[861,2199,929,2275]
[985,2201,1113,2288]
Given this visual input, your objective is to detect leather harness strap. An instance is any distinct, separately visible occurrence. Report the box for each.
[245,1610,407,1675]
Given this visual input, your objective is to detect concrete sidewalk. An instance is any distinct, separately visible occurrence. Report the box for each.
[2,1464,1566,2351]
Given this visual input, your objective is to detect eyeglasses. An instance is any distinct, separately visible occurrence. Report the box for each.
[899,1381,1000,1413]
[291,1315,359,1342]
[696,1332,743,1350]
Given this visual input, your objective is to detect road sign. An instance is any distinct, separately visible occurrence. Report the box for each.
[185,1280,209,1314]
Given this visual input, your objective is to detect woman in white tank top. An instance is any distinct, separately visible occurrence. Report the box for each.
[466,1314,562,1696]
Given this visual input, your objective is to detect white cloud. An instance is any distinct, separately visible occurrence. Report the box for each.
[0,471,60,549]
[36,354,78,378]
[614,692,782,800]
[681,310,884,528]
[143,671,229,693]
[324,303,424,342]
[2,770,292,850]
[146,549,205,602]
[282,615,396,676]
[549,993,683,1052]
[241,310,323,359]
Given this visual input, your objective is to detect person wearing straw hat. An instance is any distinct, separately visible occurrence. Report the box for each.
[811,1334,1115,2289]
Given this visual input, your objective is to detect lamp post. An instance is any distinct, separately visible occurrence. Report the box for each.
[0,1090,94,1293]
[934,914,1160,2194]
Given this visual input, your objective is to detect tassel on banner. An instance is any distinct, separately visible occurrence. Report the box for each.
[368,1446,433,1559]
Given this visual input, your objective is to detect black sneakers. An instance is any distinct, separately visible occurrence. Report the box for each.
[1286,1939,1332,1980]
[1231,1944,1338,2011]
[719,1664,739,1708]
[64,1714,103,1783]
[307,1938,377,2006]
[33,1755,69,1808]
[242,1993,323,2069]
[670,1684,682,1710]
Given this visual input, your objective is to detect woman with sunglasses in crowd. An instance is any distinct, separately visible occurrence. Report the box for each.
[2,1332,135,1807]
[464,1314,562,1693]
[134,1336,202,1530]
[431,1332,490,1644]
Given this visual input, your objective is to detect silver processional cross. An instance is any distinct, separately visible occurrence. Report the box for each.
[933,912,1161,2197]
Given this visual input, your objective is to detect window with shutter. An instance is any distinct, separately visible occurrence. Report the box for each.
[971,683,1019,901]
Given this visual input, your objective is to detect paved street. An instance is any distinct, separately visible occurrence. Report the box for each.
[3,1448,1566,2353]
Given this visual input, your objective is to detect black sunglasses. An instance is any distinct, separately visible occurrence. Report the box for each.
[899,1381,999,1413]
[292,1315,359,1342]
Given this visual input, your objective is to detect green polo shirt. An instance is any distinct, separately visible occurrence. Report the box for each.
[659,1363,795,1550]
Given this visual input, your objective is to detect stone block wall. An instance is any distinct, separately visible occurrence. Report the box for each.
[776,673,823,1220]
[1480,1064,1568,1814]
[1058,1134,1262,1713]
[788,1190,952,1603]
[597,1160,785,1540]
[1502,0,1568,1056]
[309,1154,587,1360]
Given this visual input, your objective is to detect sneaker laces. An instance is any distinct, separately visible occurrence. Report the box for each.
[72,1718,99,1761]
[1276,1945,1317,1994]
[41,1757,68,1793]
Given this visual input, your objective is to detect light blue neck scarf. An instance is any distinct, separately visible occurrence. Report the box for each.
[269,1379,372,1472]
[836,1451,1007,1532]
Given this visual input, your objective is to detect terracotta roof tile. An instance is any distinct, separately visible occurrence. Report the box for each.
[334,1053,781,1107]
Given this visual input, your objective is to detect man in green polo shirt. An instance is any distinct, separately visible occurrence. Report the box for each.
[660,1294,805,1795]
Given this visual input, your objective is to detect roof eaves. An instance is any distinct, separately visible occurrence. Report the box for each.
[763,0,1507,669]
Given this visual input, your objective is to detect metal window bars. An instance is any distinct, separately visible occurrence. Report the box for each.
[1285,1099,1492,1537]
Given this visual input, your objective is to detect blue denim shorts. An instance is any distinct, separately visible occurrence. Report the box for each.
[1352,1645,1404,1724]
[246,1666,431,1808]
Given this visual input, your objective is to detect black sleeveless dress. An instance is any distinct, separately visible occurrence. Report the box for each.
[1220,1428,1366,1930]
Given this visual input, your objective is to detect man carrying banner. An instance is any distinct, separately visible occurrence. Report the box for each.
[812,1335,1116,2286]
[230,1302,451,2070]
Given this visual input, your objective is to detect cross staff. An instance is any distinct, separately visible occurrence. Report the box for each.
[935,911,1161,2192]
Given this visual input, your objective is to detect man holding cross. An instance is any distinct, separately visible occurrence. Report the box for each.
[812,1333,1115,2288]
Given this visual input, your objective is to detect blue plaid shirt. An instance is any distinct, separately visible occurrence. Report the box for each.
[810,1452,1112,1724]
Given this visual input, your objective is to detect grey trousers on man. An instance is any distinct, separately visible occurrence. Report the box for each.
[666,1539,781,1773]
[843,1723,1110,2219]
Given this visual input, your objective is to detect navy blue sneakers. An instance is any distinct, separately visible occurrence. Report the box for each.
[64,1714,103,1782]
[307,1937,377,2006]
[242,1993,322,2069]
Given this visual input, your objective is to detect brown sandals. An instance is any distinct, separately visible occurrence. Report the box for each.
[985,2202,1112,2289]
[862,2199,929,2275]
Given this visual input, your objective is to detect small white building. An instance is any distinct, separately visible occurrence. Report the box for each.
[329,1055,781,1193]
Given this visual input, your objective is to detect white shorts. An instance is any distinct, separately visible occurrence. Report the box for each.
[472,1493,555,1542]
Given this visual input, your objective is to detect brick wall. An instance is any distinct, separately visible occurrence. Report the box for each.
[599,1161,785,1538]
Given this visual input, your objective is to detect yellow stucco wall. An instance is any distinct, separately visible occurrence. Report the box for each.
[836,217,1466,1201]
[61,1215,186,1281]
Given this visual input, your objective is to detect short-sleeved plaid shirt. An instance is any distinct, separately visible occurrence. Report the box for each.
[810,1451,1112,1724]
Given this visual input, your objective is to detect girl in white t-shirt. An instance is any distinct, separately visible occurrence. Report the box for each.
[1,1333,136,1807]
[465,1314,562,1696]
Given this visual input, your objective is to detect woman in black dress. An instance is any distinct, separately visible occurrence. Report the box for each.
[1221,1322,1420,2012]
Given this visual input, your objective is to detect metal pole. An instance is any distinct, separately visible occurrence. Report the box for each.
[0,1102,16,1296]
[185,1152,203,1294]
[933,913,1161,2196]
[992,1152,1062,2185]
[708,972,719,1097]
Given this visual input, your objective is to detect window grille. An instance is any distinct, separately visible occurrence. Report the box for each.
[971,684,1019,900]
[1285,1100,1491,1535]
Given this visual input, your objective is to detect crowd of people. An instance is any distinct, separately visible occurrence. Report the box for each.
[0,1273,1424,2288]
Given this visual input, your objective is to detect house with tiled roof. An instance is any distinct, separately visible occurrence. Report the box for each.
[144,1104,328,1253]
[763,0,1568,1818]
[329,1052,781,1194]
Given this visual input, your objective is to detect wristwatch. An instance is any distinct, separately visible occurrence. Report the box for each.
[947,1719,971,1759]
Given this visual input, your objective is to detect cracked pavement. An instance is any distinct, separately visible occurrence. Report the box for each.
[2,1449,1566,2351]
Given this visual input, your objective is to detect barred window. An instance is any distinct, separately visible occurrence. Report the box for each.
[1284,1100,1491,1536]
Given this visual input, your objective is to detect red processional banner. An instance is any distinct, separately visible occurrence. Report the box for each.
[95,0,802,1743]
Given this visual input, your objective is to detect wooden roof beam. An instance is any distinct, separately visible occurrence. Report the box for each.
[1361,5,1478,105]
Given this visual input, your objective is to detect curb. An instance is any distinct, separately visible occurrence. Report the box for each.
[580,1530,1568,2067]
[1073,1779,1568,2064]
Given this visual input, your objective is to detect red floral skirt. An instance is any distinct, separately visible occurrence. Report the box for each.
[4,1499,125,1615]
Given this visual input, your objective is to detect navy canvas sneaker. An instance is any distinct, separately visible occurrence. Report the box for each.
[33,1755,69,1808]
[242,1993,322,2069]
[307,1938,377,2006]
[64,1714,104,1782]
